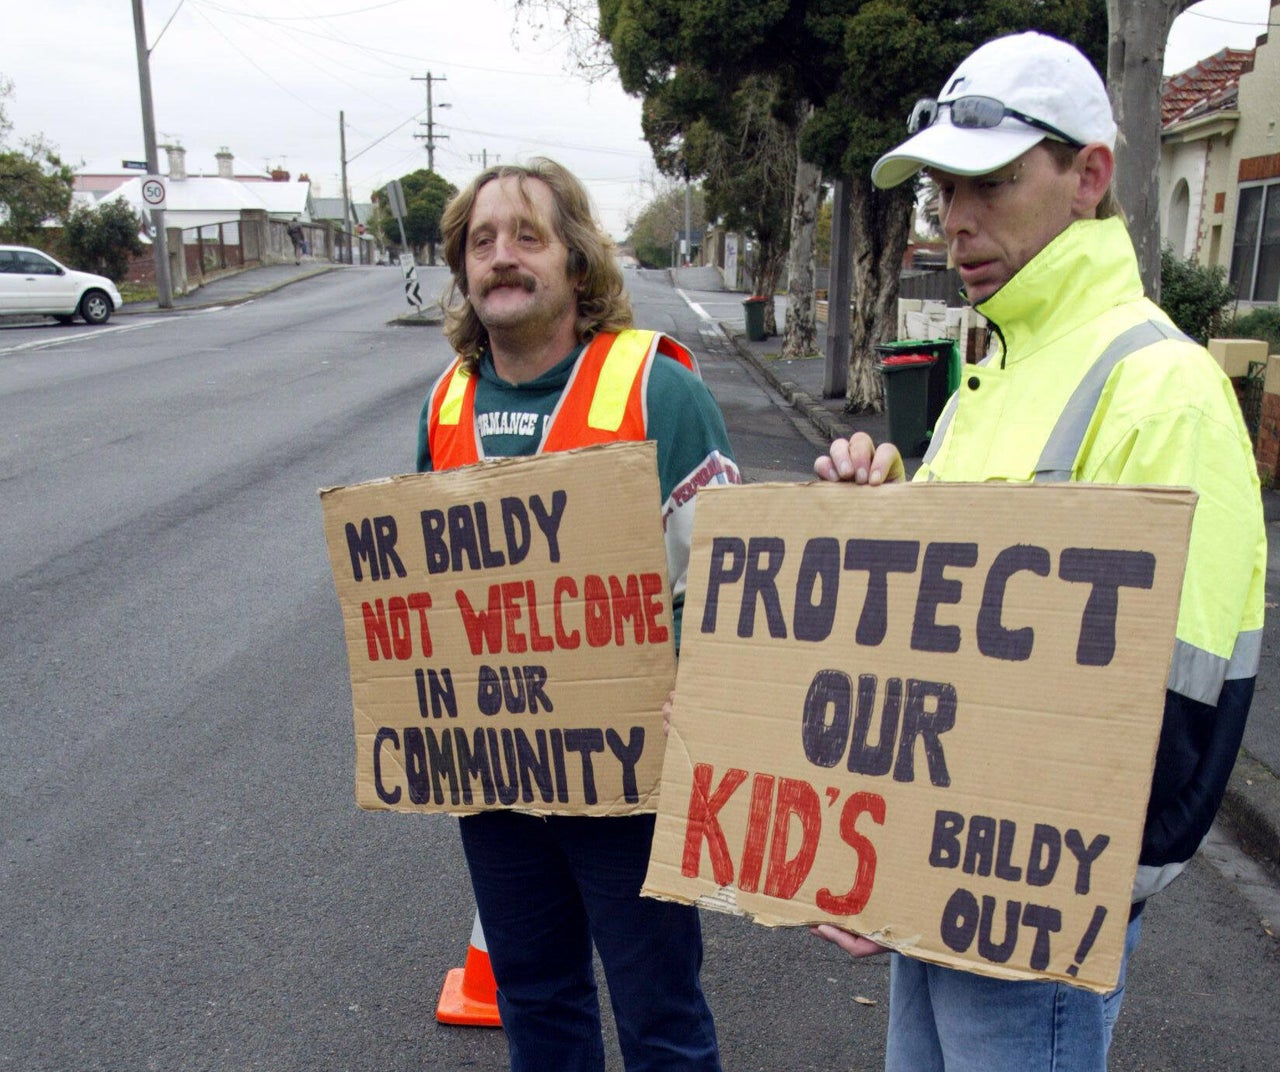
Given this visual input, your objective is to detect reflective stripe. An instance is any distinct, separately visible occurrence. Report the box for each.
[1134,859,1188,902]
[1172,627,1265,702]
[1168,638,1229,705]
[587,330,655,431]
[438,364,472,427]
[920,393,959,474]
[1032,320,1189,482]
[1229,627,1264,679]
[920,351,995,477]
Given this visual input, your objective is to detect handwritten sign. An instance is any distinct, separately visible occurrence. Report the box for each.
[320,442,676,815]
[644,481,1196,992]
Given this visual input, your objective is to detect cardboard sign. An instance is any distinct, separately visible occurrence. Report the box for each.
[643,481,1197,993]
[320,442,675,816]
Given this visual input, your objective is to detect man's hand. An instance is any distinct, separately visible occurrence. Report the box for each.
[814,432,905,485]
[810,924,890,958]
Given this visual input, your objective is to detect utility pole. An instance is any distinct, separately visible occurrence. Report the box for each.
[411,72,449,172]
[131,0,172,308]
[339,110,352,233]
[469,150,500,170]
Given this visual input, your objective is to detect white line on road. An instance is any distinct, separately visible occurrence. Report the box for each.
[675,287,733,352]
[675,287,717,324]
[0,317,166,356]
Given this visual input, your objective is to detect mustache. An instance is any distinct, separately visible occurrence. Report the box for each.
[477,270,537,297]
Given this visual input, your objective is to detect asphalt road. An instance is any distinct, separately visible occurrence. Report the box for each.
[1,266,1276,1072]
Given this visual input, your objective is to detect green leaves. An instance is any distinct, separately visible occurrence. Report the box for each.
[61,199,146,283]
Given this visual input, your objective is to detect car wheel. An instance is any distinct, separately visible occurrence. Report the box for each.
[79,289,112,325]
[54,314,75,325]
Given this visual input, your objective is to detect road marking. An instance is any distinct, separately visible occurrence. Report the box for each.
[675,287,733,353]
[0,318,164,356]
[675,287,717,323]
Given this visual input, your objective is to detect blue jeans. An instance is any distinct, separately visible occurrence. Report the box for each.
[885,912,1143,1072]
[458,811,721,1072]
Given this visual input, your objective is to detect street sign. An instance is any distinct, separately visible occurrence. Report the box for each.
[399,252,423,310]
[141,175,167,210]
[121,160,148,170]
[385,180,408,220]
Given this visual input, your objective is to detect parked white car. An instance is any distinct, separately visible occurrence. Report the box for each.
[0,245,124,325]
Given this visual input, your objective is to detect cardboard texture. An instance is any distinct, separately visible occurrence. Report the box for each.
[644,482,1196,993]
[320,441,675,817]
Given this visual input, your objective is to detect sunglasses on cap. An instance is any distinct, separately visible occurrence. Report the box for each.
[907,96,1084,149]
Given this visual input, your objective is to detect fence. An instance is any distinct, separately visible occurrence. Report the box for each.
[124,210,374,292]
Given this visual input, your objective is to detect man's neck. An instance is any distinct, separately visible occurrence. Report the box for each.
[489,323,580,384]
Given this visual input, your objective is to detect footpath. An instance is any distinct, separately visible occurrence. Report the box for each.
[122,260,342,313]
[123,258,1280,881]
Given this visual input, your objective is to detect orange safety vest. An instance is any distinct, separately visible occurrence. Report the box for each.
[426,329,697,470]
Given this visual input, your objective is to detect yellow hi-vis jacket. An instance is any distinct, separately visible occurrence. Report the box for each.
[918,216,1266,904]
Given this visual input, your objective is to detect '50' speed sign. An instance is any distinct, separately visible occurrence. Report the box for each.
[142,176,167,209]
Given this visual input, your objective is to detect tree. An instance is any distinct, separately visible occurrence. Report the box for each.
[61,200,147,283]
[377,169,457,264]
[627,177,707,268]
[783,148,823,359]
[677,77,798,334]
[1159,244,1233,343]
[0,77,74,245]
[598,0,1107,408]
[1105,0,1196,300]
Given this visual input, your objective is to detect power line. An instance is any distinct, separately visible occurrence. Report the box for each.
[1184,10,1278,29]
[196,0,409,20]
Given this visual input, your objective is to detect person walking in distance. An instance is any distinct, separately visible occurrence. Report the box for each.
[286,216,304,264]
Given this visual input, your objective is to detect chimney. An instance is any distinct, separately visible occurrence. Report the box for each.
[270,167,291,182]
[215,147,234,179]
[163,143,187,181]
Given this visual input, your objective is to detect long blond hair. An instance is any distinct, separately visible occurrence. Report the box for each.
[441,158,633,371]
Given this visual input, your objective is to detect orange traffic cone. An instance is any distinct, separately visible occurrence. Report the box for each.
[436,912,503,1027]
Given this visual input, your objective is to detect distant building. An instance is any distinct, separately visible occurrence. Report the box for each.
[82,145,313,231]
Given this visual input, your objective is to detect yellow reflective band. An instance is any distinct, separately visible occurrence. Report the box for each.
[588,331,654,431]
[438,365,471,426]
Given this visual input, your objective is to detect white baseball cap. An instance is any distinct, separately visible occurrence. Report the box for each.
[871,32,1117,189]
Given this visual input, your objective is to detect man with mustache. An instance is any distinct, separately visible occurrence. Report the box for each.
[814,31,1266,1072]
[417,157,738,1072]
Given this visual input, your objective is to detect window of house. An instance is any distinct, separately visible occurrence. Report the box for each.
[1230,181,1280,302]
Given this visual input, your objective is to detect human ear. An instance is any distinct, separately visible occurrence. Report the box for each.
[1072,144,1115,218]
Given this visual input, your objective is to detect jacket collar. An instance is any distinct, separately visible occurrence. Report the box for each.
[976,216,1145,366]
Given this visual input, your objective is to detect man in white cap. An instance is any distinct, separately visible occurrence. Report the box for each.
[815,30,1266,1072]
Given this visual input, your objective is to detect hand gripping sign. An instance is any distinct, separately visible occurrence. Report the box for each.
[643,481,1196,994]
[320,442,676,817]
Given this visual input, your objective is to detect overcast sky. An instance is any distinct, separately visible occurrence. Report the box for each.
[1,0,1275,240]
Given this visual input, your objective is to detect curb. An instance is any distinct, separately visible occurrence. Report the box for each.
[1221,752,1280,873]
[389,303,444,327]
[722,325,1280,880]
[721,325,856,444]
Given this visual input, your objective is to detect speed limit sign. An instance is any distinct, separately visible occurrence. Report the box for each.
[141,175,167,210]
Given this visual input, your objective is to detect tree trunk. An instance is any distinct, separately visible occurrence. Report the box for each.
[846,181,913,412]
[1106,0,1195,300]
[782,156,822,359]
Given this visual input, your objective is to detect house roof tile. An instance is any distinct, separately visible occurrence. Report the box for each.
[1161,47,1254,127]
